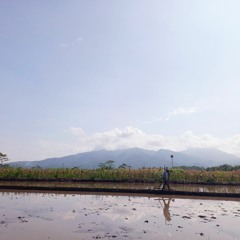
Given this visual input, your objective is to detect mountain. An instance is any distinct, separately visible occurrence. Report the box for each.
[9,148,240,169]
[181,148,240,166]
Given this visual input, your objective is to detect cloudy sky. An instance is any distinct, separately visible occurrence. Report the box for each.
[1,1,240,162]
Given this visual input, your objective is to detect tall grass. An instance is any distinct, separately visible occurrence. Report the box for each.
[0,167,240,184]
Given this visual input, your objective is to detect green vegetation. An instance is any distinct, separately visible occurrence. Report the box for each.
[0,166,240,184]
[98,160,116,170]
[206,164,240,171]
[0,152,9,166]
[179,164,240,172]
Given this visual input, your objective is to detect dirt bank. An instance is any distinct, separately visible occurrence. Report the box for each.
[1,184,240,198]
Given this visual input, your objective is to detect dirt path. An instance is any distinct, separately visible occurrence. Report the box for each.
[1,184,240,198]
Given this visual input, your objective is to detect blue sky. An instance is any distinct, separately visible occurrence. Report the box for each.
[1,1,240,162]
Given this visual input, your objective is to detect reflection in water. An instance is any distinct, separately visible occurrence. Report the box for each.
[162,198,172,223]
[157,197,173,223]
[0,191,240,240]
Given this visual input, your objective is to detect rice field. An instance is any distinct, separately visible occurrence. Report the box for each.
[1,190,240,240]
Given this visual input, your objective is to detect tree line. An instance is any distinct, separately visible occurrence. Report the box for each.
[0,152,9,166]
[177,164,240,171]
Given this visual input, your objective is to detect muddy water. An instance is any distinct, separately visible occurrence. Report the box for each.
[0,181,240,193]
[0,191,240,240]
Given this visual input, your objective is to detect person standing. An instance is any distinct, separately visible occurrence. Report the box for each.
[162,167,170,191]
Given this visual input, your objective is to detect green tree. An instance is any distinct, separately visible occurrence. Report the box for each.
[98,160,115,169]
[0,152,9,166]
[118,163,131,169]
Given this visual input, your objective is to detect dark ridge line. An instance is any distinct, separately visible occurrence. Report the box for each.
[0,178,239,186]
[0,185,240,198]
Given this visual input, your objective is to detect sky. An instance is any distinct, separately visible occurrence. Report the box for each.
[1,0,240,162]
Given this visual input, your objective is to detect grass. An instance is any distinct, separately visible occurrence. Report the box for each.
[0,167,240,184]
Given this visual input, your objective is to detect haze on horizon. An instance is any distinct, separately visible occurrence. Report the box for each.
[1,1,240,162]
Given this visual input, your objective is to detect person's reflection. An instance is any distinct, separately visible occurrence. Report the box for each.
[160,197,173,223]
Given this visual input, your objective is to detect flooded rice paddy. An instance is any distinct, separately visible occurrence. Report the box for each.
[0,189,240,240]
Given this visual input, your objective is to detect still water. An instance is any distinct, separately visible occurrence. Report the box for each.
[0,190,240,240]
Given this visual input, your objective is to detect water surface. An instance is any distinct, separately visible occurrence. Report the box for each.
[0,190,239,240]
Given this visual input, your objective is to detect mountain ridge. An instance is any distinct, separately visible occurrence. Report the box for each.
[9,148,240,169]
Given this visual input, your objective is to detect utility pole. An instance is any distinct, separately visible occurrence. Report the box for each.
[170,155,174,168]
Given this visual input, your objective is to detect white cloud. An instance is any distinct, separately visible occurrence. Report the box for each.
[8,127,240,161]
[62,127,240,157]
[140,106,199,125]
[167,107,199,117]
[67,127,86,136]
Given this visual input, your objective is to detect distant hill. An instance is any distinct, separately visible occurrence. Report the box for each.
[181,148,240,166]
[9,148,240,169]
